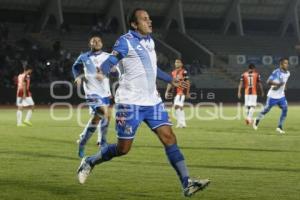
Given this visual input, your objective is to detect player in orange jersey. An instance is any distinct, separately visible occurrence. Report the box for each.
[16,65,34,127]
[238,63,264,125]
[165,59,190,128]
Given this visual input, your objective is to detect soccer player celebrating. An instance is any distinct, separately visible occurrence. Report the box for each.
[237,63,264,125]
[72,35,114,158]
[165,59,190,128]
[253,58,290,134]
[16,65,34,127]
[77,8,210,197]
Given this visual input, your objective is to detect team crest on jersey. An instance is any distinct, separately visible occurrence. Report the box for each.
[92,58,99,65]
[124,125,133,135]
[145,45,153,52]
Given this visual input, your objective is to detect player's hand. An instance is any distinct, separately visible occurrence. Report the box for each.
[74,77,82,87]
[95,73,105,81]
[165,92,173,100]
[171,79,189,89]
[272,82,284,90]
[238,92,242,99]
[186,93,191,99]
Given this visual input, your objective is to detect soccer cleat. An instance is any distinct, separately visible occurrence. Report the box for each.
[176,124,185,128]
[252,118,258,130]
[17,123,27,127]
[77,157,93,184]
[78,146,85,158]
[183,178,210,197]
[76,134,83,144]
[276,127,285,134]
[23,121,32,126]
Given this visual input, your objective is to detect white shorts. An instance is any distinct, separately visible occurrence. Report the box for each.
[174,95,185,107]
[244,95,257,106]
[16,97,35,107]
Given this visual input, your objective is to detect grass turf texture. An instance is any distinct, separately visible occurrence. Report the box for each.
[0,106,299,200]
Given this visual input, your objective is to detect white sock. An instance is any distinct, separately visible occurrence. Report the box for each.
[25,110,32,122]
[180,109,186,126]
[248,107,255,121]
[17,110,22,125]
[175,109,181,126]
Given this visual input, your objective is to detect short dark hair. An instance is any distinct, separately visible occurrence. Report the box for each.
[88,34,102,42]
[128,8,148,30]
[248,63,255,69]
[279,57,288,64]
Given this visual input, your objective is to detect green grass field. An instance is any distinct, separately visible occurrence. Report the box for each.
[0,105,299,200]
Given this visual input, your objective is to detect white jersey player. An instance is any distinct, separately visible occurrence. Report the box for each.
[72,36,116,158]
[253,58,290,134]
[77,8,210,197]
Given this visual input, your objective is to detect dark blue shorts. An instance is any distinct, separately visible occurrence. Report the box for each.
[86,94,110,114]
[115,103,172,139]
[265,97,288,109]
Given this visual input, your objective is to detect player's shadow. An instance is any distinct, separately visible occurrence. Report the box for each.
[134,144,300,153]
[22,135,75,145]
[114,160,300,173]
[0,150,77,161]
[1,179,79,196]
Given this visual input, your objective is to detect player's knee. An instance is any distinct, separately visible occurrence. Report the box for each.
[282,106,288,115]
[117,147,130,156]
[262,106,271,114]
[91,116,101,125]
[161,131,177,145]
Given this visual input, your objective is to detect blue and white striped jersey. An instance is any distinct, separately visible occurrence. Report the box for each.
[112,30,162,106]
[267,68,290,99]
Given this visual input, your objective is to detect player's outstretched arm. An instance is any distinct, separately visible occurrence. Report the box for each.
[267,79,284,90]
[101,36,128,76]
[100,55,120,75]
[157,67,173,83]
[72,55,84,87]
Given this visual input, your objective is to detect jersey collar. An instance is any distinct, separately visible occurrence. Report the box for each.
[88,50,102,56]
[129,30,151,41]
[279,67,288,73]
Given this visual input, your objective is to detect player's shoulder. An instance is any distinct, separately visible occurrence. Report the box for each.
[241,71,247,76]
[78,51,91,59]
[18,73,24,77]
[118,32,134,42]
[271,68,281,75]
